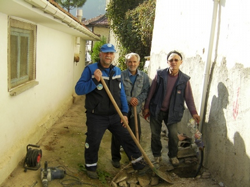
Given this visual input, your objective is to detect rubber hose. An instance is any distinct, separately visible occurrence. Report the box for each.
[194,148,204,177]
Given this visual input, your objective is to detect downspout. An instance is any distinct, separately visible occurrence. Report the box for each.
[199,0,220,130]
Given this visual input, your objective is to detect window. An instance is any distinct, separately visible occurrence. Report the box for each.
[8,18,38,96]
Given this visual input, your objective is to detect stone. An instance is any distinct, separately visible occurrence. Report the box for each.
[127,176,138,184]
[138,175,150,187]
[118,180,128,187]
[114,172,128,183]
[126,167,136,174]
[166,163,175,171]
[177,146,197,158]
[218,182,224,186]
[184,156,198,164]
[150,176,159,185]
[201,171,211,179]
[130,184,139,187]
[111,181,118,187]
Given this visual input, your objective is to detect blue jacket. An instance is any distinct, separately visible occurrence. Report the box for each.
[149,68,190,125]
[75,62,128,115]
[122,69,150,116]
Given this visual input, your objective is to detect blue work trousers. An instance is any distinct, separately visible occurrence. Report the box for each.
[111,112,141,162]
[85,112,143,171]
[150,110,179,158]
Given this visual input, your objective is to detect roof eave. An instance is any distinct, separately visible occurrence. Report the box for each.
[0,0,100,41]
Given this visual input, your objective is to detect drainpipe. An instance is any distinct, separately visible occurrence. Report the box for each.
[199,0,219,130]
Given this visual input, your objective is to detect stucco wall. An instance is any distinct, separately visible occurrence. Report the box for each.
[93,26,110,43]
[0,13,85,184]
[150,0,250,186]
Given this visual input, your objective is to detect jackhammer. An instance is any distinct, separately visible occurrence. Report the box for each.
[40,161,65,187]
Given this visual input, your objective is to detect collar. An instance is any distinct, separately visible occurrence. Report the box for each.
[128,69,140,76]
[97,61,114,71]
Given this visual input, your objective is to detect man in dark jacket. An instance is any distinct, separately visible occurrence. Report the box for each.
[143,50,200,166]
[75,44,146,179]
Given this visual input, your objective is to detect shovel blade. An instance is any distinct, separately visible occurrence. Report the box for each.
[155,169,174,184]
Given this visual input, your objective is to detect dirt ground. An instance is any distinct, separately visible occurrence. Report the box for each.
[1,96,221,187]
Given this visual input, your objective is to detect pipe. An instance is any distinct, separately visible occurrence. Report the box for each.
[76,9,83,22]
[199,0,219,130]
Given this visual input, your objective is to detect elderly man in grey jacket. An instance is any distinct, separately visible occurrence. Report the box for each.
[111,52,150,168]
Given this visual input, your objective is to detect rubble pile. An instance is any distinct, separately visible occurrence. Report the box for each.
[110,164,160,187]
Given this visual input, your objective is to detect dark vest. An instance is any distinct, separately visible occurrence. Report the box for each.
[85,62,122,115]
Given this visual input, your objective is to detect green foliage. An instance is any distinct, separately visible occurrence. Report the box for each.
[117,55,126,71]
[78,163,86,172]
[78,163,112,186]
[106,0,156,70]
[54,0,86,12]
[90,36,107,63]
[97,169,112,186]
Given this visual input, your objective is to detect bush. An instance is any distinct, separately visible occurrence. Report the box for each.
[90,36,107,63]
[106,0,156,70]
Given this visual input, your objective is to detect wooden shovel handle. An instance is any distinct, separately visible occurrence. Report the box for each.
[133,106,139,141]
[100,77,155,169]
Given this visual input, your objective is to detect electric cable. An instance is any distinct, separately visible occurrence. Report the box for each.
[194,148,204,177]
[60,175,98,187]
[55,165,98,187]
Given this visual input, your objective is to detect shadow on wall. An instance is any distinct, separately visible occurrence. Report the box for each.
[203,82,250,187]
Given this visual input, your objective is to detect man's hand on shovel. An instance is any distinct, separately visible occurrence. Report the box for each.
[94,69,102,82]
[129,97,138,106]
[121,116,128,128]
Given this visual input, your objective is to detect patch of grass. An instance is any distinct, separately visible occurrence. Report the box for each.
[97,169,112,186]
[78,163,112,186]
[78,163,86,172]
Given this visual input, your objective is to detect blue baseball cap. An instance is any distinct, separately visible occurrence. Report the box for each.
[100,43,116,53]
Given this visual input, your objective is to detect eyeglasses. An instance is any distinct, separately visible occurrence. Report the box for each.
[168,59,181,62]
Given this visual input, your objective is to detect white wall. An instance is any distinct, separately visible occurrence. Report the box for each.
[150,0,250,186]
[0,13,84,184]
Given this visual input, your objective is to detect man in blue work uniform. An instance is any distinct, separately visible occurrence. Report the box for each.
[75,44,146,179]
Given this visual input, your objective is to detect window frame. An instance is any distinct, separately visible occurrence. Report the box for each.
[8,18,38,96]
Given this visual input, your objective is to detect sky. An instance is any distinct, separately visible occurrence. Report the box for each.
[70,0,106,20]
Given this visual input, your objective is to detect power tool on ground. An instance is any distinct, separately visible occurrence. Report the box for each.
[40,161,65,187]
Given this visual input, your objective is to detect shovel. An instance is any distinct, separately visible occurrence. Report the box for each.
[100,77,173,184]
[133,105,139,141]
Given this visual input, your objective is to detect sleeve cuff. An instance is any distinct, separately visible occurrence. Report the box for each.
[191,110,198,116]
[93,79,99,85]
[122,112,128,116]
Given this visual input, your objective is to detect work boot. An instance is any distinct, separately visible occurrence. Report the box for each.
[154,156,162,163]
[112,160,120,168]
[170,157,179,166]
[137,164,151,175]
[154,156,162,169]
[87,170,98,179]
